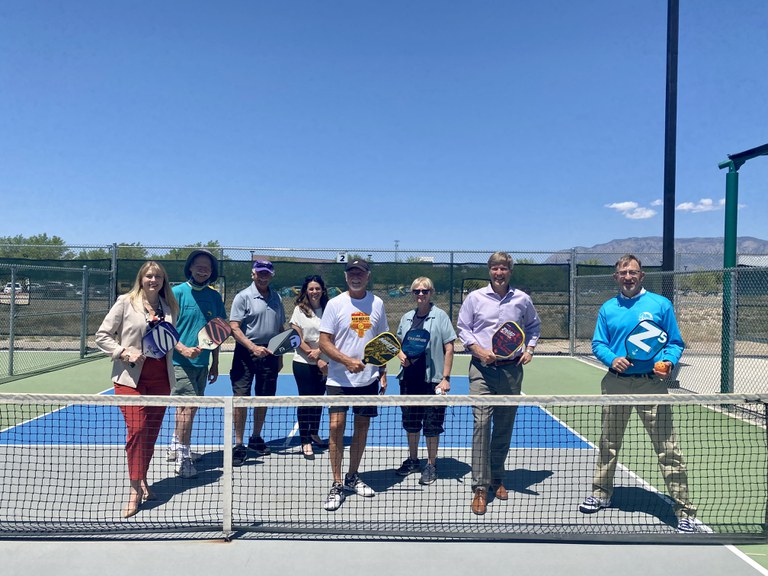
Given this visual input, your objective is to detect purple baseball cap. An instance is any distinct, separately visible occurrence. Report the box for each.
[252,260,274,275]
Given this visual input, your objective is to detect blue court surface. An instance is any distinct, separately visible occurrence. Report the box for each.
[0,375,590,450]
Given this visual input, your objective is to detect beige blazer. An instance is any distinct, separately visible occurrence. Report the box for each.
[95,295,176,389]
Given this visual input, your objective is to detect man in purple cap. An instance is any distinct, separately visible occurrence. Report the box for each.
[229,259,286,466]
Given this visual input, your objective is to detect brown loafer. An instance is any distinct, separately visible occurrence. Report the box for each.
[471,488,487,515]
[494,484,508,501]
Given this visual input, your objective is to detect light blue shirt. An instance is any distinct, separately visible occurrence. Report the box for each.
[592,288,684,373]
[229,284,285,345]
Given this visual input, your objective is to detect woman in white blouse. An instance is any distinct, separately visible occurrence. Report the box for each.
[290,275,330,459]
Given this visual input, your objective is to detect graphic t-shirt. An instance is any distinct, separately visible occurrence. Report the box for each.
[319,291,388,388]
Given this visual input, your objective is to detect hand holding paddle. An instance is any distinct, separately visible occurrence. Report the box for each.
[363,332,401,366]
[197,317,232,350]
[266,328,301,356]
[142,321,180,359]
[480,321,526,366]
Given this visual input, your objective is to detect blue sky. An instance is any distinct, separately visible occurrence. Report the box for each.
[1,1,766,252]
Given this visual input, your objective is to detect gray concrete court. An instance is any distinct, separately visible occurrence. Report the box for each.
[0,443,748,539]
[2,539,766,576]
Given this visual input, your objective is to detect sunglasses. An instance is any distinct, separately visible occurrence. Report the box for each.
[305,275,323,283]
[412,289,431,295]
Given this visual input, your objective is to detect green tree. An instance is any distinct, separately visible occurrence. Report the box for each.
[0,233,74,259]
[77,247,112,260]
[117,243,149,260]
[163,241,223,260]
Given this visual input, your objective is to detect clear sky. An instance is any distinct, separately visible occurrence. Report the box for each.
[1,1,766,252]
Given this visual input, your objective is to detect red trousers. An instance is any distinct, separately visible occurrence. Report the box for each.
[114,358,170,481]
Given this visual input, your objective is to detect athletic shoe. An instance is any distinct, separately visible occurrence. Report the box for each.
[578,496,611,514]
[395,458,420,476]
[176,456,198,479]
[419,463,437,485]
[676,518,713,534]
[344,473,376,497]
[232,444,248,467]
[247,435,271,456]
[323,482,346,512]
[166,436,181,461]
[167,449,203,462]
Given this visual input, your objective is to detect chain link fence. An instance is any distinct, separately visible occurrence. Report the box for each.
[574,267,768,394]
[2,245,767,393]
[0,262,112,379]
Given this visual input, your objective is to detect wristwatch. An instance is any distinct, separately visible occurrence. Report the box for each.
[526,347,535,355]
[442,375,451,382]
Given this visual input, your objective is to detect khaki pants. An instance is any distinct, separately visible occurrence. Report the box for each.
[469,360,523,492]
[591,371,696,519]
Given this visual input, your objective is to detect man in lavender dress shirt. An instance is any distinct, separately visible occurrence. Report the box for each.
[457,251,541,515]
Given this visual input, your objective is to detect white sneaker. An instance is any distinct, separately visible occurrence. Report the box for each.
[323,482,346,511]
[579,495,611,514]
[167,449,202,462]
[175,457,198,479]
[344,473,376,497]
[677,518,713,534]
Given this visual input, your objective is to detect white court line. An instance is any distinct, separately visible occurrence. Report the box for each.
[726,545,768,576]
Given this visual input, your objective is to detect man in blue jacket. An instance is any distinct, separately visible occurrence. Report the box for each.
[579,254,700,533]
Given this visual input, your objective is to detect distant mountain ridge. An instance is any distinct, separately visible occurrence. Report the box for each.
[570,236,768,255]
[547,236,768,268]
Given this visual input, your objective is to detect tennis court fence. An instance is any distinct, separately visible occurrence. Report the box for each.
[1,392,765,542]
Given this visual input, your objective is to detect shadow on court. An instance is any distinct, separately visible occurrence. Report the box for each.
[504,468,554,496]
[612,486,679,526]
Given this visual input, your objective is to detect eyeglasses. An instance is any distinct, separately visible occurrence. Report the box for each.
[412,289,431,295]
[615,270,641,278]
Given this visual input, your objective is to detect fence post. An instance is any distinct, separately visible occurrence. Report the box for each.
[8,266,16,376]
[448,251,455,321]
[80,266,89,358]
[569,248,576,356]
[720,268,737,393]
[110,243,118,306]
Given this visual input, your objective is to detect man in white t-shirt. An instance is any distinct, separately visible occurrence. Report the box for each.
[319,259,388,511]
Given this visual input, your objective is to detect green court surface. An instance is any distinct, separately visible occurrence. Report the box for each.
[1,354,766,571]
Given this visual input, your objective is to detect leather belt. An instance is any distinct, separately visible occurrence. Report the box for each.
[609,368,655,379]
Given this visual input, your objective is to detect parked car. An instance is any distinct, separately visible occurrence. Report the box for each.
[3,282,23,294]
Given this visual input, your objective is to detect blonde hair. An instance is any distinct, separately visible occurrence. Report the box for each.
[488,251,513,269]
[410,277,434,292]
[127,261,179,317]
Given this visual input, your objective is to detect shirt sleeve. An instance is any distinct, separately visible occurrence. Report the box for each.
[456,295,477,349]
[592,304,616,368]
[660,302,685,366]
[230,292,246,323]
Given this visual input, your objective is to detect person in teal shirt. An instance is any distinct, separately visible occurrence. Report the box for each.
[168,249,227,479]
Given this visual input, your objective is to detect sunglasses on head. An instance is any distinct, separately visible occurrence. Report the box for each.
[305,275,323,283]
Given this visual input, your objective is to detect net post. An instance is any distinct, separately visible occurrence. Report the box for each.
[222,396,234,537]
[764,401,768,538]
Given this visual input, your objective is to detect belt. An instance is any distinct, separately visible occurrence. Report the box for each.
[609,368,655,379]
[473,357,519,368]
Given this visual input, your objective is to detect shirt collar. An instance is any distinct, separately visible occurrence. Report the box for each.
[618,287,647,301]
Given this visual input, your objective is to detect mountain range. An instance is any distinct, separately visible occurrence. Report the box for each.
[547,236,768,268]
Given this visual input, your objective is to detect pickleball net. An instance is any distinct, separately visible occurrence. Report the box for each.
[0,392,765,542]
